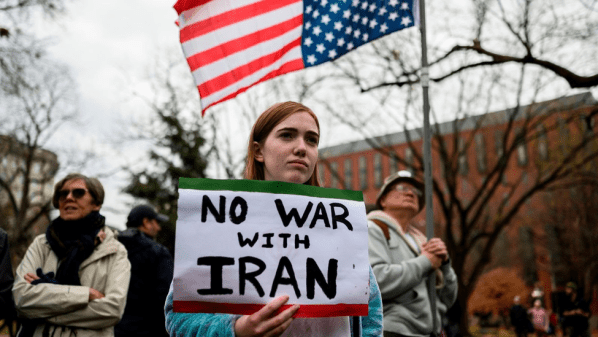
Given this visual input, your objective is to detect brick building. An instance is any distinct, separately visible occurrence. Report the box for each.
[317,92,598,315]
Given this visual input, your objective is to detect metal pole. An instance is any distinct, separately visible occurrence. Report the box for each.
[419,0,438,335]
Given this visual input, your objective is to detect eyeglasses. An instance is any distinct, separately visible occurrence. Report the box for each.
[393,184,422,196]
[58,188,88,201]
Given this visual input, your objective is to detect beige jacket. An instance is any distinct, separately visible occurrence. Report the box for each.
[13,227,131,337]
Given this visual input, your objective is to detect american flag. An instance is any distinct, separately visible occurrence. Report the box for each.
[174,0,418,114]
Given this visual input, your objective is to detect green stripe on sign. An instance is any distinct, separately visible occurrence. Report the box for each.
[178,178,363,202]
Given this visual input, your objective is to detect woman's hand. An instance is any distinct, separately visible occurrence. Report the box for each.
[422,238,448,262]
[24,272,40,284]
[234,295,300,337]
[88,288,105,301]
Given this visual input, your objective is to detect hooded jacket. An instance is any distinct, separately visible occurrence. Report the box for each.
[13,226,130,337]
[367,210,457,336]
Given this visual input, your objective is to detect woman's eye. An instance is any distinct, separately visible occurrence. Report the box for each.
[307,137,319,145]
[280,132,293,139]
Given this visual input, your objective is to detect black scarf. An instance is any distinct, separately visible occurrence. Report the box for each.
[45,211,105,285]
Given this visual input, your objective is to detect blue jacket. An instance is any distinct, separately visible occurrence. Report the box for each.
[164,266,383,336]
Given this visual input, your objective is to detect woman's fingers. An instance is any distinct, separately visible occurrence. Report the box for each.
[235,296,300,337]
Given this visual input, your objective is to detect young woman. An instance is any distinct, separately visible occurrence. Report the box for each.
[165,102,383,336]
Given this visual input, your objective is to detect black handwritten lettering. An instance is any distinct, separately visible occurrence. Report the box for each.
[275,199,313,228]
[196,257,234,295]
[239,256,266,297]
[270,257,301,298]
[229,196,248,224]
[262,233,274,248]
[202,195,225,223]
[309,202,331,229]
[306,258,338,299]
[237,232,259,248]
[330,203,353,231]
[295,234,310,249]
[279,233,291,248]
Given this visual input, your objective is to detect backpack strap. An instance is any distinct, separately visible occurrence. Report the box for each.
[370,219,391,242]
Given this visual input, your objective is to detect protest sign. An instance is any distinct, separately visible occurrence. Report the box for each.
[173,178,370,317]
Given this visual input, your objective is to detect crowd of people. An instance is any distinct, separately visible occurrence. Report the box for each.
[0,101,592,337]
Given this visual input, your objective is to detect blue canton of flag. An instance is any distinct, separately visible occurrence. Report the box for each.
[301,0,417,67]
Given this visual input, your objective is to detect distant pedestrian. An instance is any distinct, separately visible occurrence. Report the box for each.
[115,205,173,337]
[528,299,549,337]
[561,282,590,337]
[510,295,531,337]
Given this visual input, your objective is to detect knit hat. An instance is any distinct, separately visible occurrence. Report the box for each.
[375,170,424,211]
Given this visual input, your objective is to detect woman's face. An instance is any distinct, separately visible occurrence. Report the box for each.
[254,111,319,184]
[58,178,101,221]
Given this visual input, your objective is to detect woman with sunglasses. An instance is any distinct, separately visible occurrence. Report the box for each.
[13,173,131,337]
[165,102,383,337]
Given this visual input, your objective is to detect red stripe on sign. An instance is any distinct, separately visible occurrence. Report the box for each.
[201,59,304,115]
[198,37,302,97]
[174,0,214,15]
[186,15,302,71]
[180,0,300,43]
[173,301,369,317]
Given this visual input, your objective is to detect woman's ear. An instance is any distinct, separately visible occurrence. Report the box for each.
[253,141,264,162]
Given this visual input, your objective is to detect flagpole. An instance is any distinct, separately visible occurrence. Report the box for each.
[419,0,438,334]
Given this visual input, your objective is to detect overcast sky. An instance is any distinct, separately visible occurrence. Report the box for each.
[36,0,183,228]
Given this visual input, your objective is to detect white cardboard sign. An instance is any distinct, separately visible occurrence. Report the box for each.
[173,178,370,317]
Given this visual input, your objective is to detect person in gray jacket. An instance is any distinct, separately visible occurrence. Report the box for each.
[368,170,458,337]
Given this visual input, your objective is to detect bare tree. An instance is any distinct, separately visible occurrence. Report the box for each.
[0,60,78,268]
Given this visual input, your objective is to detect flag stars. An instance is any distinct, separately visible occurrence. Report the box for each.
[345,26,353,34]
[352,0,359,6]
[313,26,322,36]
[307,54,317,65]
[379,7,387,16]
[316,43,326,53]
[389,12,398,21]
[401,16,412,26]
[401,2,410,10]
[369,3,377,12]
[361,17,369,26]
[354,29,361,38]
[337,37,346,47]
[321,0,328,7]
[306,5,313,14]
[361,2,368,10]
[343,10,351,18]
[313,9,320,18]
[321,14,331,25]
[325,32,334,42]
[389,0,398,6]
[369,19,378,29]
[334,21,343,31]
[330,3,340,13]
[305,21,312,30]
[362,33,369,41]
[347,42,354,50]
[328,49,337,59]
[380,23,388,33]
[304,37,313,47]
[353,13,360,22]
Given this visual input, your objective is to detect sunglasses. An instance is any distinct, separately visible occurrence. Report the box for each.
[393,184,422,197]
[58,188,89,201]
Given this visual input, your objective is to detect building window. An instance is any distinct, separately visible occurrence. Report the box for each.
[516,128,528,166]
[458,138,469,175]
[389,153,399,174]
[405,148,414,173]
[318,163,325,186]
[344,158,353,190]
[475,133,487,173]
[494,130,504,158]
[374,153,383,188]
[330,162,339,188]
[558,117,569,155]
[538,125,549,161]
[359,156,368,190]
